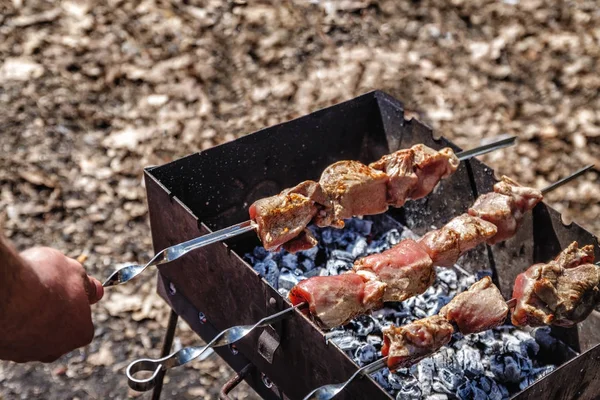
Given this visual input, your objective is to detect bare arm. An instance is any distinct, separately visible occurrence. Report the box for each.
[0,233,104,363]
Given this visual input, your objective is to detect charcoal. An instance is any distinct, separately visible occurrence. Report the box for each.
[425,395,448,400]
[299,245,319,261]
[303,267,322,278]
[354,344,378,365]
[456,347,484,377]
[349,237,369,258]
[367,334,383,347]
[436,367,462,392]
[331,249,355,262]
[393,374,422,400]
[417,358,435,396]
[349,218,374,236]
[324,259,352,275]
[437,269,459,290]
[254,259,279,288]
[277,269,301,291]
[280,253,298,270]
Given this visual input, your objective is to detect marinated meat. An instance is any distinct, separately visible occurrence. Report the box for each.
[439,277,508,334]
[353,239,435,302]
[468,177,542,244]
[381,316,454,371]
[468,193,517,244]
[511,242,599,327]
[249,181,328,251]
[319,161,389,224]
[281,229,318,253]
[494,176,543,213]
[418,214,497,266]
[409,145,459,199]
[289,274,386,329]
[369,149,418,207]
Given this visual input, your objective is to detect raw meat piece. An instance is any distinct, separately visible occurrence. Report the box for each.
[382,315,454,371]
[439,277,508,334]
[353,239,435,302]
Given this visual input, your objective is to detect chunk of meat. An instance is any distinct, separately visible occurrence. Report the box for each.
[281,229,318,253]
[289,274,386,329]
[319,161,389,224]
[418,214,498,266]
[381,316,454,371]
[439,277,508,334]
[353,239,435,302]
[409,145,459,199]
[468,177,542,244]
[369,149,418,207]
[494,176,543,213]
[468,193,517,243]
[249,181,328,251]
[511,242,600,328]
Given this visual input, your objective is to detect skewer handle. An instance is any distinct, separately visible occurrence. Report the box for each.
[126,304,303,391]
[102,220,255,287]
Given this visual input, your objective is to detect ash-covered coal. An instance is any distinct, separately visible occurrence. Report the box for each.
[244,215,560,399]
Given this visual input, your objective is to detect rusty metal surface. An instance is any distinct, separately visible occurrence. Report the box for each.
[146,91,600,399]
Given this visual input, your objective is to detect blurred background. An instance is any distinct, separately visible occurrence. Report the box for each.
[0,0,599,398]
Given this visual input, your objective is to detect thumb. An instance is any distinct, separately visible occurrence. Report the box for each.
[84,275,105,304]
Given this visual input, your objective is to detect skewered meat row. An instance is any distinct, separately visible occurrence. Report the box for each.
[382,276,508,371]
[290,177,542,329]
[378,244,598,372]
[249,144,459,251]
[511,242,599,327]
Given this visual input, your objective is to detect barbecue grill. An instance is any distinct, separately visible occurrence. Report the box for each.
[140,91,600,399]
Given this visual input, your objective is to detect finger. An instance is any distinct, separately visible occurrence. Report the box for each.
[87,276,104,304]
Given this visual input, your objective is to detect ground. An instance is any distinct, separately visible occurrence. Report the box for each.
[0,0,599,399]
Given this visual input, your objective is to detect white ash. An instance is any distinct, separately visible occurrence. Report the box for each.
[244,216,559,399]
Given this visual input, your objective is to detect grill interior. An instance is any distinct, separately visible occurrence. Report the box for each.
[145,91,600,399]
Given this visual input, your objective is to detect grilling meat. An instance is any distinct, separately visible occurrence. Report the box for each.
[369,149,418,207]
[353,239,435,302]
[469,176,543,244]
[289,274,386,329]
[440,277,508,334]
[381,315,454,371]
[319,161,389,224]
[249,181,331,251]
[409,145,459,199]
[418,214,498,266]
[511,242,599,327]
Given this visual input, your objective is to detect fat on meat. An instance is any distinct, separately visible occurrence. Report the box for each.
[369,149,418,207]
[439,277,508,334]
[289,274,386,329]
[319,160,389,224]
[381,315,454,371]
[418,214,497,266]
[511,242,599,327]
[409,145,459,199]
[353,239,435,302]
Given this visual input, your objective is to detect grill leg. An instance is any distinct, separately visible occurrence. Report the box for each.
[151,310,179,400]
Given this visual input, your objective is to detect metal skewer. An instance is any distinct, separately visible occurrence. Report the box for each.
[127,302,305,392]
[103,137,517,287]
[303,356,389,400]
[541,165,594,195]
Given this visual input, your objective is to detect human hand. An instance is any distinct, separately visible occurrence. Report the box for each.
[0,247,104,363]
